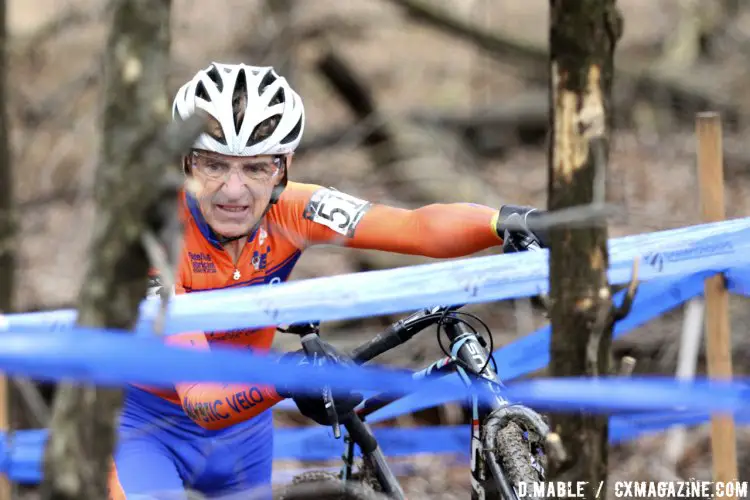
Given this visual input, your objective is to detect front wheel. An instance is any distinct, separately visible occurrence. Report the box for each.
[275,470,387,500]
[493,420,547,499]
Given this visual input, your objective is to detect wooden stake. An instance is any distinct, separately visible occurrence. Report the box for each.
[696,112,738,492]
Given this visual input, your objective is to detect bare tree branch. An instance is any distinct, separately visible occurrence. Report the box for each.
[381,0,547,79]
[614,258,641,322]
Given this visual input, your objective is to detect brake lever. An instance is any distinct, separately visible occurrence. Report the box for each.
[321,385,340,438]
[299,333,341,439]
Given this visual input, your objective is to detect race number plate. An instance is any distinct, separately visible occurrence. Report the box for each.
[303,187,372,238]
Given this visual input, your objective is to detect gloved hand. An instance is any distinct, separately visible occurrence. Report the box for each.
[496,205,549,253]
[276,340,363,426]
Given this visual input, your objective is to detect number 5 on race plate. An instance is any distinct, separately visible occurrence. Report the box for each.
[303,187,371,238]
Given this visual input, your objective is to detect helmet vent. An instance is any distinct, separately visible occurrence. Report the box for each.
[205,65,223,92]
[195,81,210,102]
[248,114,281,146]
[269,88,285,106]
[232,69,249,134]
[280,117,302,145]
[259,70,277,94]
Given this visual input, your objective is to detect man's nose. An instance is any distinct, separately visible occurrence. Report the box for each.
[222,170,248,196]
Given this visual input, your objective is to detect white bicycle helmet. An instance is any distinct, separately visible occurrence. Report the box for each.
[172,62,305,156]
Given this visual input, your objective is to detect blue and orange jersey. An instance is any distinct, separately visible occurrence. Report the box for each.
[144,181,503,430]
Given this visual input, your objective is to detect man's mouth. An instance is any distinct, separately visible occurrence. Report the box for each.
[215,204,250,215]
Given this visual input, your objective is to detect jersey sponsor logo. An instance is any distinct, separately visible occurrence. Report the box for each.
[182,387,265,424]
[189,251,217,274]
[252,245,272,271]
[303,187,371,238]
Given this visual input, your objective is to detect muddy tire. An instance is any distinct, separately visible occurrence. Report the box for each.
[275,470,386,500]
[494,421,547,500]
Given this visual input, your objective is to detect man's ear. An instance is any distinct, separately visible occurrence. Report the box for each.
[182,155,191,176]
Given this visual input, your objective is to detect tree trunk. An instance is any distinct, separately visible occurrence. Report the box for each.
[546,1,622,498]
[39,1,203,498]
[0,0,10,316]
[0,1,14,498]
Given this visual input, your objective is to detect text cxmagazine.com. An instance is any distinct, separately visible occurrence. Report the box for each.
[516,480,748,498]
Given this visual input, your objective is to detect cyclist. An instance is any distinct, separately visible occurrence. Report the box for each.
[108,62,548,499]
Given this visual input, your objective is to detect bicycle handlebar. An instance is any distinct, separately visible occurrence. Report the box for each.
[349,304,463,364]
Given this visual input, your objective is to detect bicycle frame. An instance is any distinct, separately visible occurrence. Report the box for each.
[343,315,523,500]
[283,305,545,500]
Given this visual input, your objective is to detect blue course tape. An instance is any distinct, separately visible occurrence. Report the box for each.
[273,425,470,462]
[271,410,750,462]
[507,376,750,414]
[6,409,750,484]
[366,272,709,422]
[2,328,750,417]
[3,218,750,336]
[273,409,750,461]
[726,264,750,296]
[0,329,475,405]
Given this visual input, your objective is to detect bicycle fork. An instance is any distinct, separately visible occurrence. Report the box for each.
[342,414,407,500]
[440,318,520,500]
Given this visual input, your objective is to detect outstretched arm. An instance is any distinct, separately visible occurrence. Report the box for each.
[345,202,502,257]
[278,183,505,257]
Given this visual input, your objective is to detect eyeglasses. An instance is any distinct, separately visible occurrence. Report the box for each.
[191,150,282,182]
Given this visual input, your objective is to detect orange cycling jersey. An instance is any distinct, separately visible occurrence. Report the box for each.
[142,181,503,430]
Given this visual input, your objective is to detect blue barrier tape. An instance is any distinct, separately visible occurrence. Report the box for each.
[3,327,750,419]
[0,329,478,408]
[726,264,750,296]
[1,324,750,416]
[269,410,750,462]
[271,409,750,461]
[3,218,750,336]
[5,409,750,484]
[273,426,471,462]
[366,272,709,423]
[504,377,750,414]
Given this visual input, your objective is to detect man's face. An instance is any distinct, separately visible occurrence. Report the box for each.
[188,150,286,238]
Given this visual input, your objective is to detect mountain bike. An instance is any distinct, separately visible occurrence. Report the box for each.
[275,303,550,500]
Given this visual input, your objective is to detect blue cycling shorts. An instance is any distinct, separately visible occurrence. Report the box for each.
[109,386,273,499]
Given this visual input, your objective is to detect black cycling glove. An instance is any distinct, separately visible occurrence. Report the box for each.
[276,342,363,426]
[496,204,549,253]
